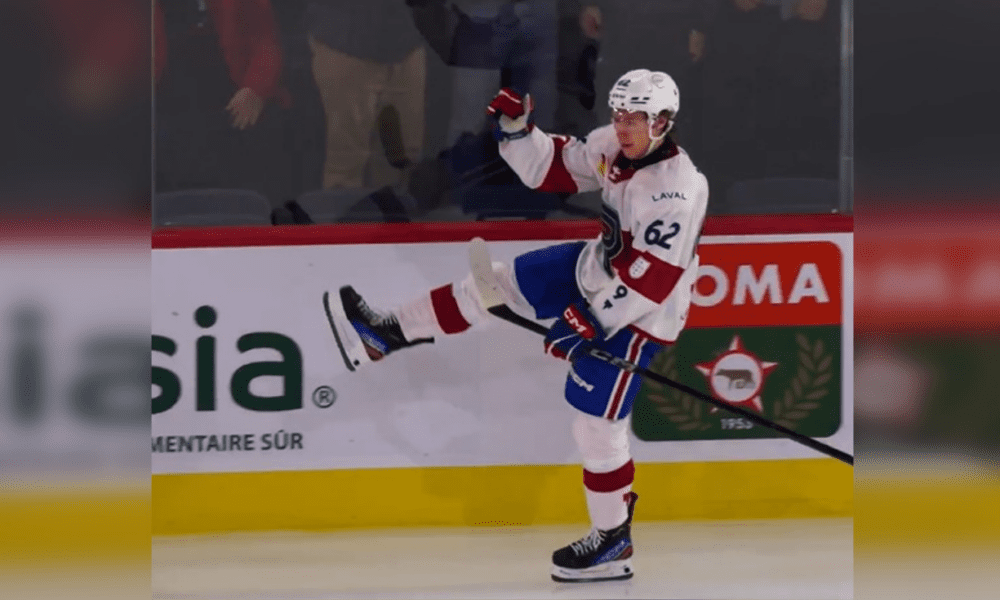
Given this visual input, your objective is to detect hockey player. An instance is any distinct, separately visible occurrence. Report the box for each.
[324,68,709,582]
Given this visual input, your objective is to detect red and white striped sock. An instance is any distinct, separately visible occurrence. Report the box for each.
[396,266,529,342]
[583,459,635,531]
[396,283,472,341]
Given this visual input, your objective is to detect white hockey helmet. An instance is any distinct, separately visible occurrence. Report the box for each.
[608,69,680,137]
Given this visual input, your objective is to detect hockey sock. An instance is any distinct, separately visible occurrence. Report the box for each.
[397,283,472,340]
[397,264,529,341]
[583,459,635,531]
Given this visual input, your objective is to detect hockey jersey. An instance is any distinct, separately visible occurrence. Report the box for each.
[499,124,709,344]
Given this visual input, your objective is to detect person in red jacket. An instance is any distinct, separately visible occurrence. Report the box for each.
[40,0,150,119]
[154,0,292,205]
[3,0,151,208]
[154,0,291,125]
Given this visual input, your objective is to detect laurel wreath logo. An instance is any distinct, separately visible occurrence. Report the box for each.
[645,346,712,432]
[773,334,834,429]
[645,334,834,434]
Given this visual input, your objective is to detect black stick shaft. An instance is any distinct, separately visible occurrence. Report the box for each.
[487,305,853,466]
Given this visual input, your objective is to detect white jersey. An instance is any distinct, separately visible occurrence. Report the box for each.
[499,124,709,344]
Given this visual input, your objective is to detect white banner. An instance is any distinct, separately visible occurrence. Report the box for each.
[152,234,852,474]
[1,241,149,482]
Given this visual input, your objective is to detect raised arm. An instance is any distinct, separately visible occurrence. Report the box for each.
[487,88,602,194]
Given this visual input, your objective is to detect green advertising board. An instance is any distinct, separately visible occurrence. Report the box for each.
[633,240,845,442]
[633,326,841,440]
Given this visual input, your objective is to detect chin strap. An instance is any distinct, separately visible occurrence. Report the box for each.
[641,117,673,158]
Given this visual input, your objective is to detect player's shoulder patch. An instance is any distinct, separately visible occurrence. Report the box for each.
[629,256,651,279]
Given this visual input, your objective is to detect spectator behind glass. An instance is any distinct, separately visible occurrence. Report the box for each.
[271,0,327,200]
[405,0,569,221]
[0,0,151,211]
[305,0,427,190]
[154,0,292,206]
[755,0,840,183]
[699,0,840,210]
[584,1,717,162]
[554,0,602,138]
[428,0,559,147]
[409,0,597,139]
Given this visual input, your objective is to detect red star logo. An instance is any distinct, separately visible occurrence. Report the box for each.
[695,335,778,413]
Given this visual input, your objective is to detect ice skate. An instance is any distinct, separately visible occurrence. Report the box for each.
[551,492,638,583]
[323,286,432,371]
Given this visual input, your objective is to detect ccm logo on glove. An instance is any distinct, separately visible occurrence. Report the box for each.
[544,300,605,361]
[563,305,597,339]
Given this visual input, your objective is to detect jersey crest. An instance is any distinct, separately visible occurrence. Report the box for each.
[600,204,623,276]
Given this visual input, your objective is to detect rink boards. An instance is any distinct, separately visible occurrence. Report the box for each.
[151,216,854,534]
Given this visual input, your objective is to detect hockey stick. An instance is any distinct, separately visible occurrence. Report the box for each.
[468,237,854,466]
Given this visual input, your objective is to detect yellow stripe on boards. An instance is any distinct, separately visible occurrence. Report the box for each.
[152,459,851,535]
[856,474,1000,547]
[0,488,150,564]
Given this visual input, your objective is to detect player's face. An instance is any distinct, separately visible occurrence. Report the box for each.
[612,109,652,159]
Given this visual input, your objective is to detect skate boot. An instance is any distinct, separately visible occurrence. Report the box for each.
[323,286,432,371]
[551,492,638,583]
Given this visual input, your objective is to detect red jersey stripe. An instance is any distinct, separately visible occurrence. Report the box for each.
[537,136,580,194]
[611,241,685,303]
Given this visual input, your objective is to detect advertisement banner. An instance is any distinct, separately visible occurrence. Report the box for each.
[633,240,844,442]
[151,232,852,474]
[1,240,148,482]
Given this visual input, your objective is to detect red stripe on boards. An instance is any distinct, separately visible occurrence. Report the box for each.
[430,284,471,334]
[584,460,636,493]
[151,214,852,249]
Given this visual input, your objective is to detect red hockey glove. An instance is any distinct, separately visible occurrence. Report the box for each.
[487,87,534,141]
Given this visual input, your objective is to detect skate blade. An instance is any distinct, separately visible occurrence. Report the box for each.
[551,559,634,583]
[322,290,369,372]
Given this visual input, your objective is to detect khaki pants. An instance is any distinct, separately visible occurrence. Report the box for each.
[309,38,426,190]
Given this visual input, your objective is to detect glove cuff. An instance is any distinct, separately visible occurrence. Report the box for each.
[494,115,534,141]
